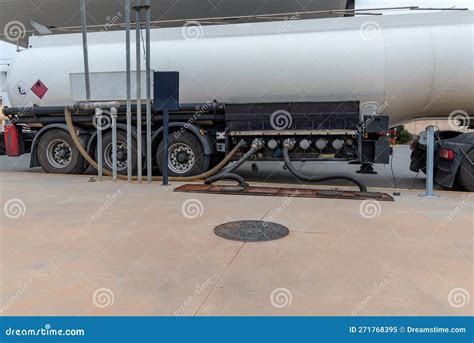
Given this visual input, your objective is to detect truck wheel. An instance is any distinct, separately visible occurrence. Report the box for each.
[156,132,210,177]
[37,129,86,174]
[101,130,137,175]
[457,149,474,192]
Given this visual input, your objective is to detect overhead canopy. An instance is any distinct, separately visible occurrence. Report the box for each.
[0,0,350,44]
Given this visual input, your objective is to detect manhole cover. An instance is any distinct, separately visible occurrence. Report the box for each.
[214,220,289,242]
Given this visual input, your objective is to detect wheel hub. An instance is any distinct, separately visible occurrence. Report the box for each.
[46,140,72,169]
[117,150,126,160]
[104,142,128,171]
[176,151,190,164]
[169,143,195,174]
[56,148,68,159]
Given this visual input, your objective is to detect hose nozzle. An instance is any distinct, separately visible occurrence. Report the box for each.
[251,138,265,151]
[283,138,296,150]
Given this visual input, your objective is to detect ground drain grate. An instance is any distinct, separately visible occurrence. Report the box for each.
[214,220,289,242]
[175,184,394,202]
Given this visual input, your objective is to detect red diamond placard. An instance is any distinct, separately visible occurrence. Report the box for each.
[31,80,48,99]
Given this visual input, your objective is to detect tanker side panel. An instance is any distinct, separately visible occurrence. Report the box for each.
[167,30,385,106]
[428,23,474,118]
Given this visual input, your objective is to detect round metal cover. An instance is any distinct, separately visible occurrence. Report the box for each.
[214,220,289,242]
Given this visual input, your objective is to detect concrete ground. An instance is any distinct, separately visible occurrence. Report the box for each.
[0,146,472,316]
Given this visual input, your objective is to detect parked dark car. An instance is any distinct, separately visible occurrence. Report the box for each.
[410,130,474,191]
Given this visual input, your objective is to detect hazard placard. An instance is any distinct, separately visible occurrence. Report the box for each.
[31,80,48,99]
[15,81,28,98]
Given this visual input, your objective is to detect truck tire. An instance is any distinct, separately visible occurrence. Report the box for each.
[101,130,137,175]
[37,129,86,174]
[156,132,210,177]
[457,149,474,192]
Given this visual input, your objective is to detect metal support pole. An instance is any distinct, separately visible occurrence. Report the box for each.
[125,0,132,183]
[96,108,103,181]
[145,5,152,183]
[80,0,91,100]
[421,125,437,198]
[135,9,142,183]
[111,107,118,182]
[162,109,169,186]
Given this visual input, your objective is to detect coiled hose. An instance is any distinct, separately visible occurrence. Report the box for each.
[65,107,246,181]
[204,139,263,188]
[282,141,368,192]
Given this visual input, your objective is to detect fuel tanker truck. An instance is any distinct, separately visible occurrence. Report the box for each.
[2,10,473,189]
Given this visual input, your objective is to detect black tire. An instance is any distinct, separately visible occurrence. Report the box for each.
[37,129,86,174]
[410,148,426,173]
[156,132,210,177]
[101,130,137,175]
[457,149,474,192]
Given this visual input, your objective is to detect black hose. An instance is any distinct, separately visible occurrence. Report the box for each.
[221,146,258,174]
[204,140,262,186]
[204,172,249,190]
[282,146,368,192]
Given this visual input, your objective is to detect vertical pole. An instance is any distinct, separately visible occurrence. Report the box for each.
[423,125,436,197]
[145,5,152,183]
[96,108,103,181]
[135,9,142,183]
[111,107,118,182]
[162,109,169,186]
[80,0,91,101]
[125,0,132,183]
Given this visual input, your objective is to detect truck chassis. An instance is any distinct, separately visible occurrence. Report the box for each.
[2,100,392,178]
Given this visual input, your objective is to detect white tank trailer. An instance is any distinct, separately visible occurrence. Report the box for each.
[2,11,474,180]
[7,11,474,123]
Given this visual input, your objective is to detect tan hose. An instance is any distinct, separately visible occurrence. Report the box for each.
[65,107,245,181]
